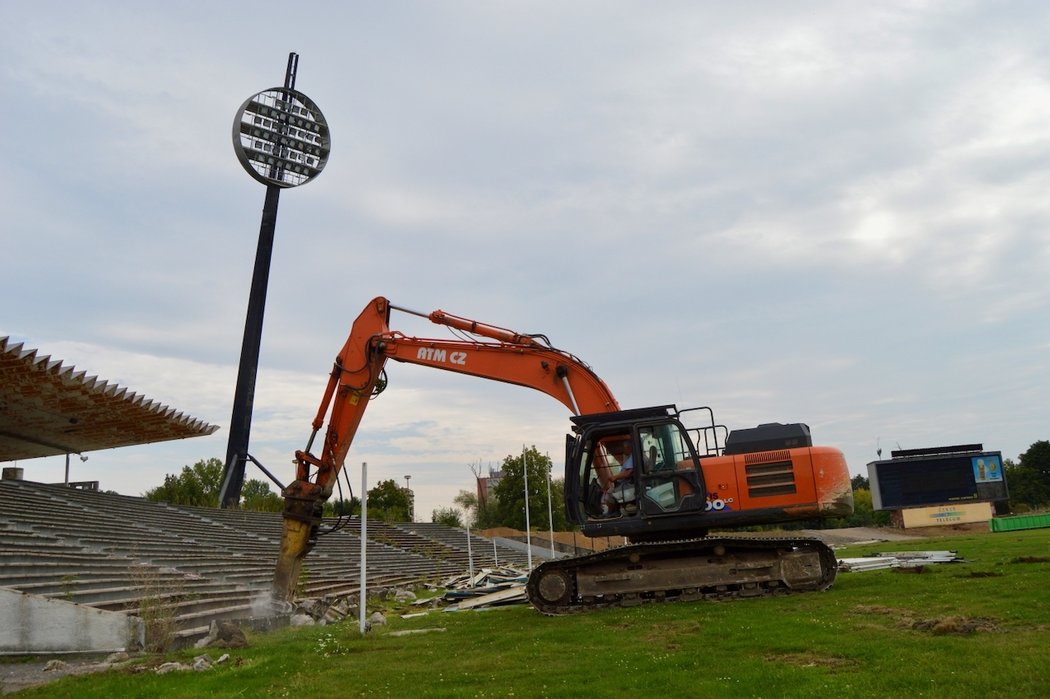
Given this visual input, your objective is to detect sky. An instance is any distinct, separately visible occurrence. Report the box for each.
[2,2,1048,522]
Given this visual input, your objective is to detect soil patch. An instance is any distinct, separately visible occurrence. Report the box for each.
[903,616,999,635]
[765,652,859,671]
[851,604,999,635]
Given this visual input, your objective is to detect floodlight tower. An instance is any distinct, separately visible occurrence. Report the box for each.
[219,53,331,509]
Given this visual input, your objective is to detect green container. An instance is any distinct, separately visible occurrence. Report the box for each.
[990,513,1050,532]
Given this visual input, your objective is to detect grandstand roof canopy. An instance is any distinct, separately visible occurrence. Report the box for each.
[0,336,219,461]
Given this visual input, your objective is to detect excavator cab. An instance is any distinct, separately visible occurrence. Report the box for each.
[565,405,709,541]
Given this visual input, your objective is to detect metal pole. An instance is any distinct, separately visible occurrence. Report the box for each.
[64,453,69,486]
[359,461,368,634]
[523,445,532,570]
[219,54,298,509]
[466,521,475,586]
[219,184,279,508]
[546,453,555,556]
[404,474,412,522]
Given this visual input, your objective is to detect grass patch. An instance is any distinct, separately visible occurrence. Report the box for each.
[16,528,1050,698]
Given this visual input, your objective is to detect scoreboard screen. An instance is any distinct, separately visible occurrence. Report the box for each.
[868,447,1007,511]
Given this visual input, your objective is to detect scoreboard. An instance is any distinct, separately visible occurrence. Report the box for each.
[868,444,1008,511]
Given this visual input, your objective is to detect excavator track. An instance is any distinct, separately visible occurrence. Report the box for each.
[525,536,838,615]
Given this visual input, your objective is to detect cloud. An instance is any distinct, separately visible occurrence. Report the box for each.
[4,1,1049,520]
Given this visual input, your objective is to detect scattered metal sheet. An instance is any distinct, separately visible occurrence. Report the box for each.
[440,565,529,611]
[839,557,899,572]
[880,550,960,563]
[839,550,963,572]
[389,628,447,637]
[452,586,528,610]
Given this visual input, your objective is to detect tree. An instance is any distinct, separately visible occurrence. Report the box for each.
[366,479,411,522]
[453,489,477,514]
[453,488,499,529]
[325,496,361,517]
[144,457,283,512]
[850,474,869,491]
[241,479,283,512]
[1007,442,1050,510]
[490,446,568,531]
[144,458,225,507]
[548,477,567,528]
[431,507,463,528]
[840,487,891,527]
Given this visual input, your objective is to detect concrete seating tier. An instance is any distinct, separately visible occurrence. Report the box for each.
[393,522,532,568]
[0,479,534,648]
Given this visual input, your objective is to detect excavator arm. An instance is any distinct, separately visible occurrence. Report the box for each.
[273,296,619,603]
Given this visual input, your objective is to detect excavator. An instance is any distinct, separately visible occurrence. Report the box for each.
[273,296,853,614]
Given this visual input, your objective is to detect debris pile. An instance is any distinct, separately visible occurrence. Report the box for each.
[194,620,248,649]
[290,585,425,624]
[287,566,532,627]
[439,566,529,611]
[839,550,962,572]
[151,653,232,675]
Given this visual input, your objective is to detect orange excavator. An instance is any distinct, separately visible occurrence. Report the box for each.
[273,297,853,613]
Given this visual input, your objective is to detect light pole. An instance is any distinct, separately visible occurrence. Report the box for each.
[219,52,331,508]
[404,475,413,522]
[64,453,87,486]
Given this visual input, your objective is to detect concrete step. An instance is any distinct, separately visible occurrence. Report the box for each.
[45,579,248,606]
[0,478,519,653]
[0,555,140,573]
[93,589,254,620]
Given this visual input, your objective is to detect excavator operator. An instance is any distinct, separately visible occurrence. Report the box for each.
[602,438,637,516]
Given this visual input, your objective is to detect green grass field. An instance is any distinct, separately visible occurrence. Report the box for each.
[14,528,1050,698]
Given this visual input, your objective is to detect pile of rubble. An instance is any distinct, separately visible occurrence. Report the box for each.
[288,585,420,626]
[286,566,531,626]
[149,653,233,675]
[437,566,529,611]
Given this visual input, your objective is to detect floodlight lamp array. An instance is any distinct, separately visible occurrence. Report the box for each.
[232,87,331,188]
